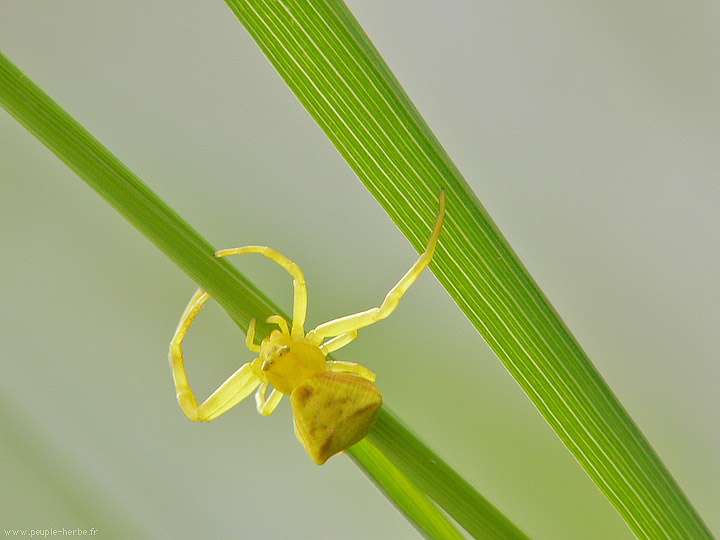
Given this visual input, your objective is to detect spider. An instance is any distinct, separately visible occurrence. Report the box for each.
[169,190,446,465]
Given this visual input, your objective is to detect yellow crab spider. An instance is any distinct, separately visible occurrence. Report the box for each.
[169,190,446,465]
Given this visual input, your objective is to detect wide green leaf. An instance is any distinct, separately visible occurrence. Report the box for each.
[221,1,714,539]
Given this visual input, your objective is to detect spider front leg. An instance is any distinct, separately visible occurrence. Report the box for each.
[215,246,308,340]
[169,288,261,421]
[306,189,446,345]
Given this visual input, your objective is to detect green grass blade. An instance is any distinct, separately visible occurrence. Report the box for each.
[0,49,529,540]
[221,2,714,539]
[348,440,467,540]
[367,410,529,540]
[0,50,271,337]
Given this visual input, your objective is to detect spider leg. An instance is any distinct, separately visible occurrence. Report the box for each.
[319,330,358,355]
[169,288,261,422]
[307,190,445,343]
[266,315,290,336]
[326,360,376,382]
[246,318,261,353]
[255,383,284,416]
[215,246,307,340]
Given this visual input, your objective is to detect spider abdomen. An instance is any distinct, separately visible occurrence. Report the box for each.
[290,372,382,465]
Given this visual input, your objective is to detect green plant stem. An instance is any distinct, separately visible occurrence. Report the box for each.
[0,55,270,336]
[348,440,467,540]
[367,410,530,540]
[0,50,530,540]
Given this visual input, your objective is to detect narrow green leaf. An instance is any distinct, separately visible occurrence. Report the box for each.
[348,439,467,540]
[221,2,714,539]
[0,49,271,337]
[0,50,526,540]
[367,410,530,540]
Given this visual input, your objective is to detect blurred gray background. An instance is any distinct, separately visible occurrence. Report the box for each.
[1,1,718,539]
